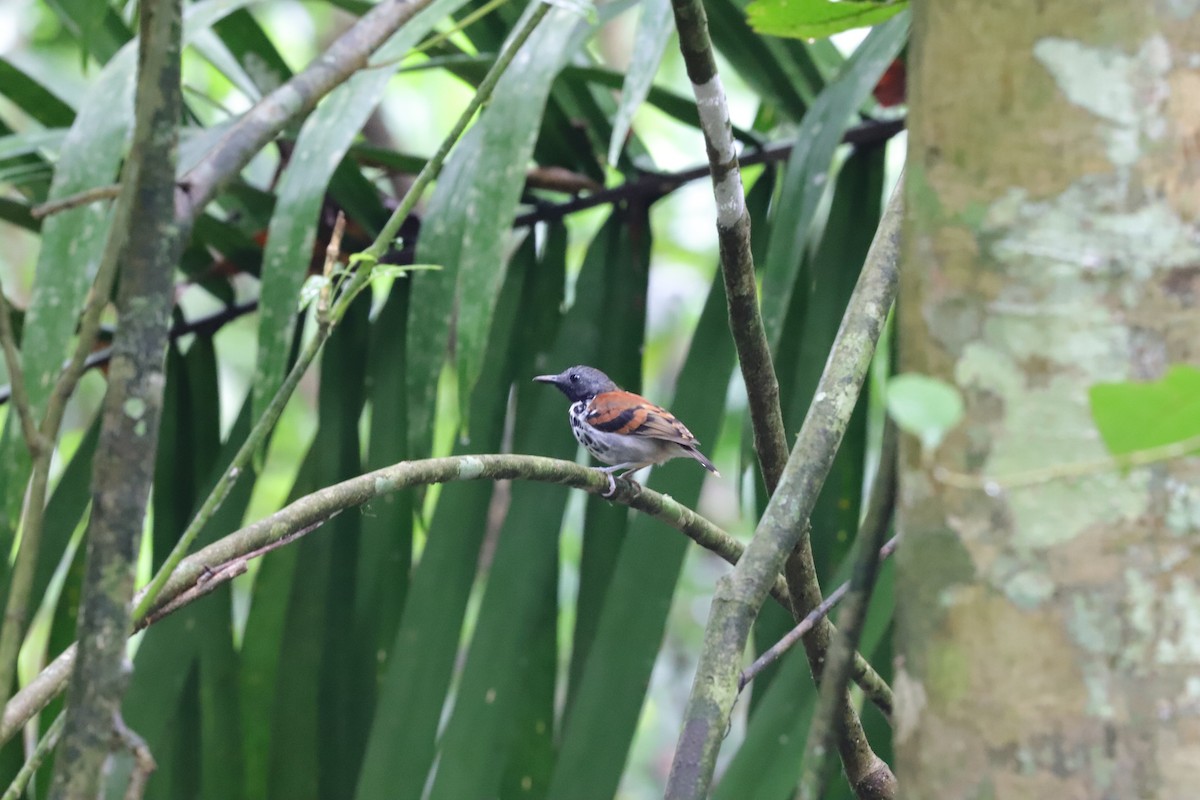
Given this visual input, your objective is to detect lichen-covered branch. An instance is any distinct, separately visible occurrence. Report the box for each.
[176,0,438,227]
[2,454,785,744]
[49,0,183,795]
[668,0,789,494]
[666,181,903,800]
[798,421,899,800]
[738,536,898,693]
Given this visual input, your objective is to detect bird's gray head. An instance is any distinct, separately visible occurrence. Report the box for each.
[533,365,618,403]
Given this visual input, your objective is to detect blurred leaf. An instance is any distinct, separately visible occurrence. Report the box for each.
[126,336,243,799]
[759,11,908,348]
[257,298,370,800]
[886,373,964,452]
[780,146,882,581]
[210,8,293,94]
[748,0,908,40]
[405,58,763,144]
[1089,365,1200,457]
[0,59,75,126]
[407,2,592,456]
[607,0,672,166]
[356,279,414,667]
[29,419,100,606]
[250,0,472,423]
[453,2,595,402]
[0,129,68,161]
[0,198,39,231]
[44,0,131,64]
[497,596,557,800]
[297,275,328,312]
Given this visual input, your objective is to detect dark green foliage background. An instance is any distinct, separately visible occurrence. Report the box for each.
[0,1,905,796]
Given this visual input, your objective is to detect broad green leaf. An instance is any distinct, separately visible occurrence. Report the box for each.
[779,146,882,582]
[210,8,293,95]
[453,2,595,407]
[354,231,535,800]
[297,275,328,312]
[886,373,964,452]
[250,0,472,423]
[1089,365,1200,457]
[0,196,42,229]
[547,252,736,800]
[748,0,908,40]
[406,59,763,144]
[497,596,557,800]
[30,419,100,606]
[0,0,265,567]
[257,298,370,799]
[760,10,908,349]
[407,1,592,456]
[125,337,244,799]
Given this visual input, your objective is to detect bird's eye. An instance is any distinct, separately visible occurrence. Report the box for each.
[569,373,579,383]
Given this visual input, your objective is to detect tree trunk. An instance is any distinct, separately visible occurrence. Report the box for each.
[897,2,1200,797]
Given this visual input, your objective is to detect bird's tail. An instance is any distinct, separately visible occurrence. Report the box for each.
[686,446,720,476]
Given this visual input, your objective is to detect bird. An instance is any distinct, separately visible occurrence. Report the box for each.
[533,365,719,496]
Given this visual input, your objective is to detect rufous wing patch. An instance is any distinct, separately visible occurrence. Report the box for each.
[587,391,700,446]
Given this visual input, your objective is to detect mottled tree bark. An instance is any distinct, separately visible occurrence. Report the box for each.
[897,2,1200,797]
[50,0,182,795]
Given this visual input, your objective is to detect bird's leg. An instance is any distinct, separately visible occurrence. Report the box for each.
[594,463,652,498]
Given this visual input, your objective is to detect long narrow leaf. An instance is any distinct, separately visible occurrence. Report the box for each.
[406,2,593,455]
[759,11,908,347]
[354,244,535,800]
[607,0,673,165]
[250,0,473,422]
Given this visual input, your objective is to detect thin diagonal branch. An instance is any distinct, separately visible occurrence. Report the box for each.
[738,537,898,693]
[2,454,786,744]
[669,0,788,495]
[1,711,63,800]
[0,123,907,410]
[362,0,552,262]
[798,421,899,800]
[175,0,440,227]
[666,179,904,800]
